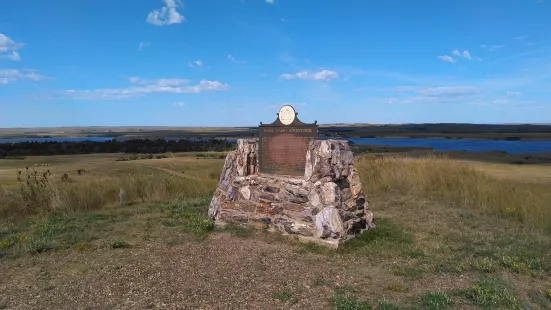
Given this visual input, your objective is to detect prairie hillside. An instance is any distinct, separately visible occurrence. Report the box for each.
[1,151,550,309]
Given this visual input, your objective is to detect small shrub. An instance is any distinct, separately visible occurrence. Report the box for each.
[386,282,407,293]
[272,290,297,305]
[501,255,529,274]
[187,218,214,236]
[24,237,52,254]
[472,257,498,273]
[111,239,130,249]
[71,242,96,252]
[60,173,71,182]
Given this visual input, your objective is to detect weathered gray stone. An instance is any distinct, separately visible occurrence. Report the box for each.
[208,138,375,248]
[239,186,251,200]
[321,182,338,205]
[315,207,344,239]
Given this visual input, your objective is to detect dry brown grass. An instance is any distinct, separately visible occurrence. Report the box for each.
[356,154,551,233]
[0,154,223,220]
[1,152,551,309]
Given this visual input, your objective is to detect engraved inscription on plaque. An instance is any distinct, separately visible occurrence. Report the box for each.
[259,126,318,176]
[259,105,318,176]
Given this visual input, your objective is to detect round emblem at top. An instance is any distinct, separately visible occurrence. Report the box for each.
[278,105,296,125]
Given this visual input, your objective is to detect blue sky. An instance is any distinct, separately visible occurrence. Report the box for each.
[1,0,550,127]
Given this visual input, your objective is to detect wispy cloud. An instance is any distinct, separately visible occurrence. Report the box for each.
[506,91,521,97]
[60,76,229,100]
[265,0,275,3]
[138,42,150,51]
[227,54,246,64]
[373,86,480,104]
[188,60,203,68]
[0,33,23,61]
[437,55,457,63]
[146,0,185,26]
[0,69,46,84]
[480,44,505,51]
[280,69,339,81]
[173,102,186,106]
[450,49,475,60]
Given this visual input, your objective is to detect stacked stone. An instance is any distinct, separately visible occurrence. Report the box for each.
[208,139,375,247]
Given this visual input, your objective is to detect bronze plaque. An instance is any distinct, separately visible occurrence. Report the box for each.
[259,125,318,176]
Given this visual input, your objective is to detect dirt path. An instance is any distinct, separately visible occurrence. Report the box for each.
[0,233,351,310]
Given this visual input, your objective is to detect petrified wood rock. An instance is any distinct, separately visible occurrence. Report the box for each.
[208,139,375,248]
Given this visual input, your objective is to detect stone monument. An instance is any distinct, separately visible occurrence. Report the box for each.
[208,105,375,248]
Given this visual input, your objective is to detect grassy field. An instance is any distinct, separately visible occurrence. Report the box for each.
[1,151,551,309]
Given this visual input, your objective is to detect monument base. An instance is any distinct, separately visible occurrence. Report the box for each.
[208,139,375,248]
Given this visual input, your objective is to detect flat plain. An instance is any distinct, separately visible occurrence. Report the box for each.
[1,150,551,309]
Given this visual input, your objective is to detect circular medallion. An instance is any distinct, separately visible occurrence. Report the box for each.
[278,105,296,125]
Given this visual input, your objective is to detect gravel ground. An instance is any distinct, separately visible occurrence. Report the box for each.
[1,233,363,310]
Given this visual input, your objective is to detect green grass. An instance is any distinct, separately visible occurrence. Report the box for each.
[455,277,523,309]
[331,287,373,310]
[0,198,214,258]
[217,223,255,238]
[272,290,298,305]
[418,292,454,310]
[338,218,414,257]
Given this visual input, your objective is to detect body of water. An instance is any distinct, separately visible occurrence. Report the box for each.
[346,137,551,154]
[2,136,551,154]
[0,137,115,144]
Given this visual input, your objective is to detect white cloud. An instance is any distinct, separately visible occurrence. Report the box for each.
[372,85,480,104]
[506,91,521,97]
[188,60,203,68]
[146,0,185,26]
[227,54,246,64]
[0,33,24,61]
[0,69,45,84]
[417,86,477,97]
[280,69,339,81]
[6,51,21,61]
[437,55,456,63]
[266,0,275,3]
[449,50,473,60]
[173,102,186,106]
[61,77,229,100]
[138,42,150,51]
[481,44,505,51]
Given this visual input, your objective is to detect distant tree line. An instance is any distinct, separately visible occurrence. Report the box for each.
[0,139,236,157]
